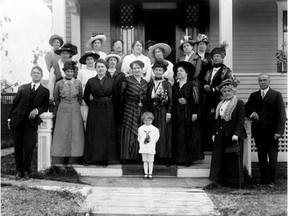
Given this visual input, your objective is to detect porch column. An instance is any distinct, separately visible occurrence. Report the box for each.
[52,0,66,40]
[68,0,81,61]
[37,112,54,171]
[219,0,233,70]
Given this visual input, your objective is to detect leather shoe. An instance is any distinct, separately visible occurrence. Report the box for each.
[15,172,23,180]
[24,172,30,180]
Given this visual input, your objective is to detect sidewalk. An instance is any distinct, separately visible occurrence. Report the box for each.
[1,175,220,215]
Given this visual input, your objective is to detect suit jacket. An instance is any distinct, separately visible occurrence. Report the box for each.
[178,53,202,79]
[214,99,247,140]
[8,83,49,127]
[245,88,286,138]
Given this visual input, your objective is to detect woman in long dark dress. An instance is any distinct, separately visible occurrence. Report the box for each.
[120,60,148,162]
[148,60,173,166]
[172,61,203,166]
[83,59,118,167]
[209,78,247,185]
[105,52,126,126]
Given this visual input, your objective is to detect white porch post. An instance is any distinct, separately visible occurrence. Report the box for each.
[52,0,66,40]
[68,0,81,61]
[37,112,54,171]
[219,0,233,70]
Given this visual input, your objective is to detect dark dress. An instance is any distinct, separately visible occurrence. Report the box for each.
[119,76,148,160]
[209,99,247,184]
[107,69,126,126]
[172,81,204,164]
[148,79,173,160]
[83,75,118,163]
[202,64,233,151]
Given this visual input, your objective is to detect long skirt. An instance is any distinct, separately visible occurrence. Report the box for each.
[209,129,244,184]
[84,98,118,163]
[52,101,84,157]
[152,106,172,159]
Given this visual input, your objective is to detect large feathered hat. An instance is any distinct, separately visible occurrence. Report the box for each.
[211,41,228,58]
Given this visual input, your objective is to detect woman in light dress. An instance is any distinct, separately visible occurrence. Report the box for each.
[85,33,107,60]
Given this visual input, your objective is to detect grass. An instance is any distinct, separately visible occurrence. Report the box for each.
[1,183,85,216]
[1,153,84,184]
[205,176,287,216]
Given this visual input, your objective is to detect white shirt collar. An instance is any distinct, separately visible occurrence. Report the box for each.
[31,82,40,90]
[261,87,269,96]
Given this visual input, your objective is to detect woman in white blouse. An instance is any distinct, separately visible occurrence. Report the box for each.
[121,40,152,82]
[85,33,107,60]
[77,51,100,128]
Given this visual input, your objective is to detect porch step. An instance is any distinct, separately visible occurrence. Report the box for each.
[122,164,177,176]
[55,155,211,178]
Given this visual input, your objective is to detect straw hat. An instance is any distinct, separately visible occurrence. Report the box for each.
[149,43,172,58]
[86,33,107,50]
[105,52,121,63]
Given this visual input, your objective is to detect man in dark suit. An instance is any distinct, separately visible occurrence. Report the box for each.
[8,66,49,180]
[245,74,286,185]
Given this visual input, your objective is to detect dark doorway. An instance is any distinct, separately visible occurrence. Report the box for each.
[143,10,176,63]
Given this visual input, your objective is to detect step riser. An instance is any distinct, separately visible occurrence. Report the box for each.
[72,165,210,178]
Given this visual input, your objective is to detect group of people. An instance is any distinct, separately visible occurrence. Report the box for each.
[8,33,286,186]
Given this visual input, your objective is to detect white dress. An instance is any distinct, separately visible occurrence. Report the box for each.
[121,53,152,82]
[77,67,97,127]
[138,124,160,155]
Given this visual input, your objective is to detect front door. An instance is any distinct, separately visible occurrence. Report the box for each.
[143,9,176,63]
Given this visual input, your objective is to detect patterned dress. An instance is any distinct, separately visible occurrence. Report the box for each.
[120,76,148,160]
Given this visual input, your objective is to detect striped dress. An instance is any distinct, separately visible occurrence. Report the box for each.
[120,76,148,160]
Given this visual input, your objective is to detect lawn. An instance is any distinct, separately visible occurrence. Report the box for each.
[205,178,287,216]
[1,183,85,216]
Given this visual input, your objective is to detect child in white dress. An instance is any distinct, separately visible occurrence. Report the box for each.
[138,112,160,180]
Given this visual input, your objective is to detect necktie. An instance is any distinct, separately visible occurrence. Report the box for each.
[32,84,36,93]
[261,90,265,99]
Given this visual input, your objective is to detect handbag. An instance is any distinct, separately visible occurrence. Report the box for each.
[224,140,240,154]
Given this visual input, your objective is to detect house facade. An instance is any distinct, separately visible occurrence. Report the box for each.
[42,0,287,169]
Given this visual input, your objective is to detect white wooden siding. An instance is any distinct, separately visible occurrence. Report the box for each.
[233,0,278,74]
[80,0,111,54]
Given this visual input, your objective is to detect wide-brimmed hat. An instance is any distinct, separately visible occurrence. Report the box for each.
[219,77,240,92]
[49,34,64,47]
[152,59,169,71]
[149,43,172,58]
[62,61,77,71]
[54,43,78,56]
[173,61,195,76]
[105,52,121,63]
[179,36,196,51]
[86,33,107,50]
[196,34,209,45]
[79,51,100,64]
